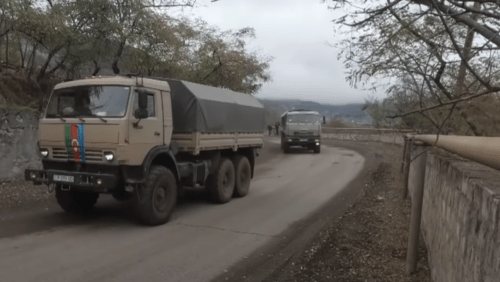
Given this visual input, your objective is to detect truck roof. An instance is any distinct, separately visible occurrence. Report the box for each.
[54,76,265,133]
[281,110,320,117]
[54,76,172,92]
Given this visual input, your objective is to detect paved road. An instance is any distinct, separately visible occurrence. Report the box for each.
[0,138,364,282]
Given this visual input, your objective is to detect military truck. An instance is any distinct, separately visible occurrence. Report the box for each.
[24,76,265,225]
[280,109,324,153]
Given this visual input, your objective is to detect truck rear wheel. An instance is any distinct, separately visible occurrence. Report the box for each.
[232,155,251,198]
[55,186,99,214]
[206,158,235,203]
[134,165,177,226]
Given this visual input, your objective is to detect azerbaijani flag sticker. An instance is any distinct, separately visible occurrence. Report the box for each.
[65,124,85,162]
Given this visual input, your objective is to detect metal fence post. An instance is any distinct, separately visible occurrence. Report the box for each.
[406,143,428,274]
[401,137,408,173]
[402,137,413,199]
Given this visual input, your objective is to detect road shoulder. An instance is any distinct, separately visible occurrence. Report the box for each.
[213,140,430,282]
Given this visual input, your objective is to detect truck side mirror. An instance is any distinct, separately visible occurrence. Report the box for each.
[323,116,326,124]
[134,91,149,119]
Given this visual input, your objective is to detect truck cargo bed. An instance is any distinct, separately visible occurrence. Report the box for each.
[171,132,264,155]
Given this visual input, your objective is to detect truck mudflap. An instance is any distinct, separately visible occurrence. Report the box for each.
[25,169,117,192]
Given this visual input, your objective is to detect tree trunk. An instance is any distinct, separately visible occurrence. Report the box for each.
[27,43,38,77]
[112,39,126,74]
[37,45,64,81]
[453,2,482,136]
[47,43,72,77]
[5,30,8,66]
[92,60,101,76]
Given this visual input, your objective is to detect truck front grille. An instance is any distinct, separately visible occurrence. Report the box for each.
[294,131,313,136]
[51,147,103,162]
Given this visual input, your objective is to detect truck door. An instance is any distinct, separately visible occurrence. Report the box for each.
[129,89,163,146]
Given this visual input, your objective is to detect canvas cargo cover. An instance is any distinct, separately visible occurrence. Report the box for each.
[166,79,265,133]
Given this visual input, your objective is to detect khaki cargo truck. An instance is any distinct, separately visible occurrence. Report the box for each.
[25,76,265,225]
[280,109,324,153]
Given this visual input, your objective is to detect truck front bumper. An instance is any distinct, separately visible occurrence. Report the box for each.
[25,169,117,193]
[284,137,320,147]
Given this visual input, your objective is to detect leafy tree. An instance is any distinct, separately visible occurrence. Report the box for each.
[0,0,272,108]
[328,0,500,135]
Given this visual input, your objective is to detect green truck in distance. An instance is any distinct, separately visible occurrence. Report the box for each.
[280,109,324,154]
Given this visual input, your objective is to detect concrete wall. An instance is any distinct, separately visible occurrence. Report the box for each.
[0,108,41,180]
[408,151,500,282]
[321,131,405,145]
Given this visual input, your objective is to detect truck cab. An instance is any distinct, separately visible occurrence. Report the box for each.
[280,110,323,153]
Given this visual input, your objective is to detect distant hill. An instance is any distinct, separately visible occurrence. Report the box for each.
[258,98,372,125]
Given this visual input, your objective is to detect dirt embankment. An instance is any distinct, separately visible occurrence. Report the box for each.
[0,70,57,108]
[270,143,431,282]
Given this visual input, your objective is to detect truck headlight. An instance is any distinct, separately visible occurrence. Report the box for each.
[104,152,114,161]
[315,139,319,142]
[287,139,292,142]
[40,149,49,157]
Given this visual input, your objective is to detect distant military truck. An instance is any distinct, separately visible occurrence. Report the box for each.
[25,76,265,225]
[280,109,324,153]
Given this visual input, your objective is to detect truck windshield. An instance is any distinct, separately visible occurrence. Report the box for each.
[287,114,320,124]
[46,86,130,118]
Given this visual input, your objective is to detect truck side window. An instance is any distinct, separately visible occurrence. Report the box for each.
[133,92,155,117]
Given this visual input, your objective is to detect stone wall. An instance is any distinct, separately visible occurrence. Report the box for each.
[408,151,500,282]
[0,108,41,180]
[321,131,405,145]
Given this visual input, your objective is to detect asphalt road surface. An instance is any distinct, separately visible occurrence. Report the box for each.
[0,138,364,282]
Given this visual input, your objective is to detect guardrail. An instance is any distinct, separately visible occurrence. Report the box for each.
[322,127,416,133]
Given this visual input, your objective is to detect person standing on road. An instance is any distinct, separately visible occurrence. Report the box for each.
[275,122,280,136]
[267,125,273,135]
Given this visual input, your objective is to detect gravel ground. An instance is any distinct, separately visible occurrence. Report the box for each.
[0,180,52,213]
[273,145,431,282]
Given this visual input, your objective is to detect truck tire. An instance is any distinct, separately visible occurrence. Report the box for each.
[206,158,235,203]
[55,186,99,214]
[314,145,321,154]
[232,155,251,198]
[134,165,177,226]
[283,143,290,154]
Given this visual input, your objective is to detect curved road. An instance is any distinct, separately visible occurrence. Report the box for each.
[0,138,364,282]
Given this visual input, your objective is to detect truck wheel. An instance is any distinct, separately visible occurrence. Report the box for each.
[206,158,235,203]
[314,145,321,154]
[55,186,99,214]
[232,155,251,198]
[134,165,177,226]
[283,144,290,153]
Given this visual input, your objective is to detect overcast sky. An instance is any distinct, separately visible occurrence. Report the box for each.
[181,0,385,105]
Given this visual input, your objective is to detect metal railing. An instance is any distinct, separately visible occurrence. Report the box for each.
[322,127,416,133]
